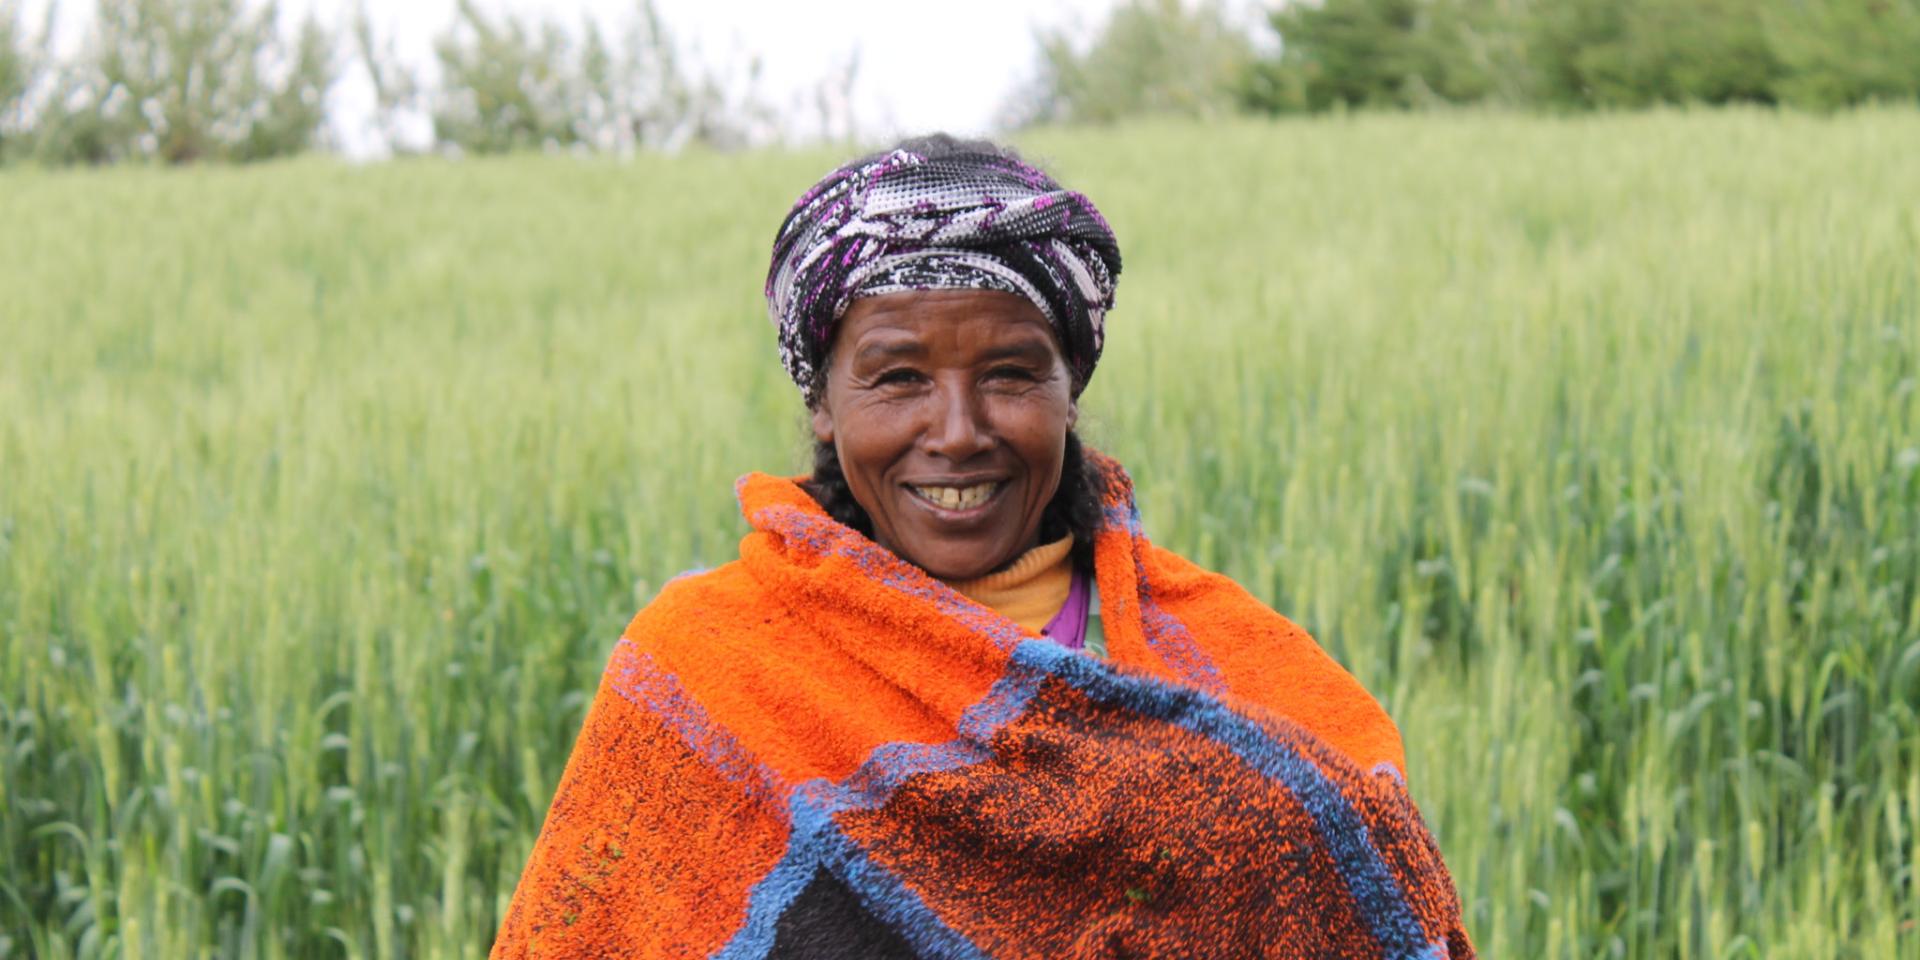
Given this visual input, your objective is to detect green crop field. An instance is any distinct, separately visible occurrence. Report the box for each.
[2,109,1917,958]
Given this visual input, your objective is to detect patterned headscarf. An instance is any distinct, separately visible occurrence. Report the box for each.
[765,142,1122,404]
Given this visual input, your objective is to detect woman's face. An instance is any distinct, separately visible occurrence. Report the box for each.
[812,288,1077,581]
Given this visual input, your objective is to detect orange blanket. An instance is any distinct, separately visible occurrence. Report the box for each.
[492,451,1473,959]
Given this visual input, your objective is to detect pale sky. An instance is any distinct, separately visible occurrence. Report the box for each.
[33,0,1131,156]
[19,0,1284,158]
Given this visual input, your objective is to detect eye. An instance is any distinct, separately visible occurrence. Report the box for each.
[988,365,1039,383]
[874,368,924,386]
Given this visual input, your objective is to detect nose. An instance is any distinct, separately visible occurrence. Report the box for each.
[920,379,995,462]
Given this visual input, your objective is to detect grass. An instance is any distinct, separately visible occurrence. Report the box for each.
[1,108,1916,958]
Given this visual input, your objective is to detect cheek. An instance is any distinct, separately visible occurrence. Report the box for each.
[833,407,914,498]
[1031,437,1068,504]
[998,400,1072,496]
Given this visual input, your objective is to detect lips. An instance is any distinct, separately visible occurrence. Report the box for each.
[907,481,1003,512]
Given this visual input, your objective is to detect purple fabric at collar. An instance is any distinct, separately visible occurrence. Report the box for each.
[1040,565,1091,650]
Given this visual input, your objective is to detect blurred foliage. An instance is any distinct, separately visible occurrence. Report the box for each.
[1243,0,1920,112]
[1005,0,1255,127]
[1529,0,1784,107]
[0,0,784,165]
[424,0,772,155]
[8,0,1920,165]
[1764,0,1920,108]
[0,6,36,159]
[12,0,332,165]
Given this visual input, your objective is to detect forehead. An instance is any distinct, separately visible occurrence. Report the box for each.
[836,289,1057,354]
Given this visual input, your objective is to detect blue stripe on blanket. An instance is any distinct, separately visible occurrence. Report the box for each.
[605,640,787,808]
[715,638,1440,959]
[711,665,1046,960]
[1008,639,1439,960]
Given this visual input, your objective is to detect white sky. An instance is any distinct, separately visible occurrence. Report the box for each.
[355,0,1146,154]
[15,0,1290,157]
[20,0,1133,157]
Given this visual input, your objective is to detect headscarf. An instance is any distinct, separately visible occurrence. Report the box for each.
[765,143,1122,404]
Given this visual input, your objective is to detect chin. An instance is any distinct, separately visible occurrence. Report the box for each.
[911,551,991,582]
[905,540,1017,581]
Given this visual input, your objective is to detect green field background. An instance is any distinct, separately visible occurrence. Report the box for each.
[3,111,1917,958]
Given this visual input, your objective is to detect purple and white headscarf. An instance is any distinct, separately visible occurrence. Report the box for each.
[765,143,1122,404]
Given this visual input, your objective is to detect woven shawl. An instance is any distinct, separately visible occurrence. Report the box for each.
[491,451,1474,959]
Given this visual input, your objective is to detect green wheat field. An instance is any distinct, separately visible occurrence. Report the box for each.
[3,110,1917,958]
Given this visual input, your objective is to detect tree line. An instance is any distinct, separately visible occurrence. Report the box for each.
[5,0,1917,166]
[1023,0,1920,124]
[0,0,852,165]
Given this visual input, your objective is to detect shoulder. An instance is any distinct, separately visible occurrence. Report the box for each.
[627,560,765,621]
[619,560,795,654]
[1138,543,1408,777]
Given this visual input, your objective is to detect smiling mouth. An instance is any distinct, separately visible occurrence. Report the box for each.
[907,481,1003,512]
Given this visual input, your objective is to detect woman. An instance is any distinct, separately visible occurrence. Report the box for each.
[493,136,1473,959]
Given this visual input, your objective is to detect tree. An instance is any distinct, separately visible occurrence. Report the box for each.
[1249,0,1439,110]
[0,2,61,161]
[1530,0,1783,107]
[1242,0,1909,114]
[429,0,582,154]
[1764,0,1920,107]
[426,0,773,156]
[1005,0,1256,127]
[27,0,333,165]
[1246,0,1548,112]
[1,6,32,158]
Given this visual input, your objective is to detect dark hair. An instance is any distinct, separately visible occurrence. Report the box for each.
[797,134,1104,574]
[801,430,1107,573]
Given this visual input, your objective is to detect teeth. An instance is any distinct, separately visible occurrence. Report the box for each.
[912,483,997,511]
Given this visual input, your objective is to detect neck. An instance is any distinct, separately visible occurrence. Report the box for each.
[941,535,1076,634]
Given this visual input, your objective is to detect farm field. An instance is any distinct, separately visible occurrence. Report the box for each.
[2,110,1917,958]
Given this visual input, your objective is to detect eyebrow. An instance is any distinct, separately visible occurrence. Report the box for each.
[852,339,926,365]
[976,339,1057,364]
[851,336,1057,368]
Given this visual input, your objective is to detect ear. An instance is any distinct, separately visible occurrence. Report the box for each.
[1066,397,1079,431]
[810,403,835,444]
